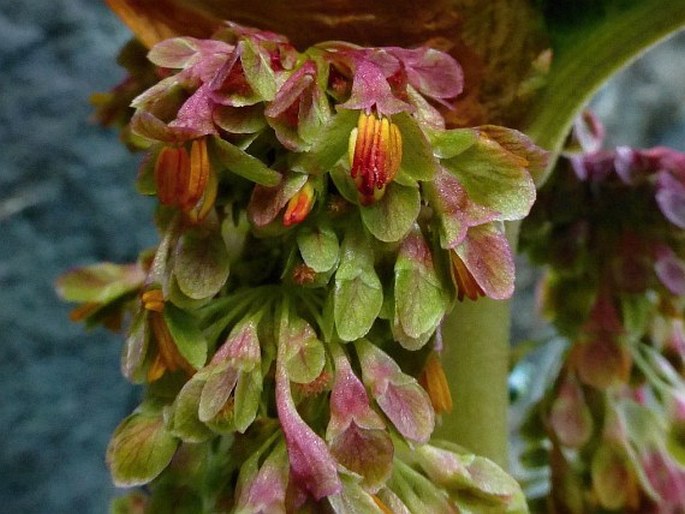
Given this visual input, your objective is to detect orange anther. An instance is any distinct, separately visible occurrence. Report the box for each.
[450,252,485,302]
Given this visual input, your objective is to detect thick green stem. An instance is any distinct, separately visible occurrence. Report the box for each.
[435,222,520,468]
[527,1,685,184]
[436,297,512,468]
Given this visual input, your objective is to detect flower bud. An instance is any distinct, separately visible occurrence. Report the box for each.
[153,138,217,223]
[154,145,190,206]
[283,182,315,226]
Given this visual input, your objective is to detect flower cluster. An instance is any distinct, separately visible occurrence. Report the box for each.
[519,114,685,513]
[59,22,543,513]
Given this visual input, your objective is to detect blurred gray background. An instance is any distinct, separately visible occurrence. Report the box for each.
[0,2,682,512]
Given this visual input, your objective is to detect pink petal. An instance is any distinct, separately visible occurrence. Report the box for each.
[239,443,289,513]
[338,60,413,116]
[656,171,685,229]
[276,354,341,500]
[427,168,498,249]
[169,83,218,136]
[655,244,685,295]
[454,223,515,300]
[387,47,464,101]
[355,340,434,444]
[265,61,316,118]
[328,348,385,439]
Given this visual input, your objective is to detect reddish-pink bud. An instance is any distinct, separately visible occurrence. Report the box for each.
[283,182,315,227]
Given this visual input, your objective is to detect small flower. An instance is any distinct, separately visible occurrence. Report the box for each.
[590,442,640,511]
[292,263,317,285]
[413,442,524,506]
[326,345,393,492]
[338,58,414,116]
[283,181,315,227]
[573,293,630,390]
[348,111,403,205]
[355,339,434,444]
[642,449,685,510]
[56,261,147,329]
[549,372,594,448]
[196,315,262,432]
[265,60,332,151]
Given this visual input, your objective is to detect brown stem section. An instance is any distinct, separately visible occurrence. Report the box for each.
[186,0,461,48]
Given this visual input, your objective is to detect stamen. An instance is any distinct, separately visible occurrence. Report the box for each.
[141,289,165,312]
[348,111,403,205]
[419,353,453,414]
[154,146,189,206]
[372,496,394,514]
[450,252,485,302]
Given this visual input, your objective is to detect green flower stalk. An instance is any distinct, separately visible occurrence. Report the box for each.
[58,18,543,513]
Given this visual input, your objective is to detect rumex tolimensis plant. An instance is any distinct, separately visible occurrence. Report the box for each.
[55,1,685,512]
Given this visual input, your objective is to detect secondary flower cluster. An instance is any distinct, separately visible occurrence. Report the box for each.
[520,114,685,513]
[60,22,543,513]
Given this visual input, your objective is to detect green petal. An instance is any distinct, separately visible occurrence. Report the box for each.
[292,109,358,175]
[280,314,326,384]
[393,226,447,348]
[121,309,150,384]
[334,230,383,341]
[240,38,278,101]
[170,377,214,442]
[199,365,238,422]
[297,225,340,273]
[233,369,263,433]
[393,112,439,181]
[329,164,359,204]
[427,127,478,159]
